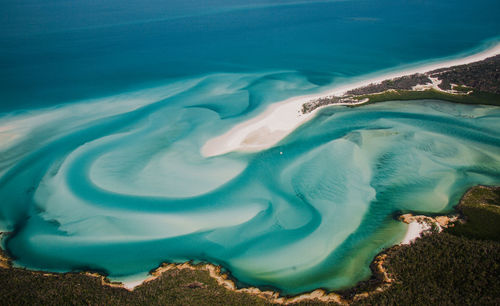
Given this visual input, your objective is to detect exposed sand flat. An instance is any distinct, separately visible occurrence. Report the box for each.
[400,222,428,245]
[399,214,459,245]
[202,96,314,156]
[201,43,500,157]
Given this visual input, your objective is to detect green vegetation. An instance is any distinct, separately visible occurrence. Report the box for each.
[0,267,270,305]
[454,84,473,93]
[429,55,500,94]
[447,186,500,241]
[354,89,500,107]
[0,185,499,305]
[356,233,500,305]
[356,185,500,305]
[346,73,432,95]
[302,54,500,113]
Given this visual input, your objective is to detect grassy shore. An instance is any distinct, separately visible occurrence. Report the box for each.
[353,89,500,107]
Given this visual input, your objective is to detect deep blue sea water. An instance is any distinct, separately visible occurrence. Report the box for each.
[2,0,500,111]
[1,0,500,294]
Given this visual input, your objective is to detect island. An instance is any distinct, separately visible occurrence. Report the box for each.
[1,52,499,304]
[201,45,500,157]
[302,54,500,113]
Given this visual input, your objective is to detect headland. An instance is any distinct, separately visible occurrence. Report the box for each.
[202,43,500,157]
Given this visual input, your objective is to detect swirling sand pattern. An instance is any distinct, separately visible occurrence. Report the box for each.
[0,73,499,294]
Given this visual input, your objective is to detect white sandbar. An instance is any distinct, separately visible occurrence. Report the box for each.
[201,43,500,157]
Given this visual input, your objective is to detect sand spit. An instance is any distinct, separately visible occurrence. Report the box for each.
[201,43,500,157]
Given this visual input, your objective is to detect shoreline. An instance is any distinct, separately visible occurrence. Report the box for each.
[399,214,459,245]
[0,212,460,305]
[0,246,380,305]
[201,42,500,157]
[4,184,498,304]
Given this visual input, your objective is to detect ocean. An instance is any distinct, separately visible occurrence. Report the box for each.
[1,0,500,294]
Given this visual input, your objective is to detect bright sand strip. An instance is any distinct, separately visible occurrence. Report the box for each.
[202,43,500,157]
[400,222,428,245]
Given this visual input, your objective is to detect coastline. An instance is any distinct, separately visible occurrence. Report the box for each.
[1,46,498,304]
[399,214,458,245]
[2,185,498,304]
[201,42,500,157]
[0,212,459,305]
[0,243,382,305]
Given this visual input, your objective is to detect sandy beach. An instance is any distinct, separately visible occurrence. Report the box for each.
[201,42,500,157]
[400,222,428,245]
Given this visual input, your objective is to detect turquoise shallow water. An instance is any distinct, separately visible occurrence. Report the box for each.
[1,0,500,295]
[1,87,500,293]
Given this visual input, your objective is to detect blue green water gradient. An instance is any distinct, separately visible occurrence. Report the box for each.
[1,0,500,295]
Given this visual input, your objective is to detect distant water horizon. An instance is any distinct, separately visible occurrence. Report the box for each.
[1,0,500,294]
[2,0,500,111]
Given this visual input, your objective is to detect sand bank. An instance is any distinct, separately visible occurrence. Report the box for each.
[202,43,500,157]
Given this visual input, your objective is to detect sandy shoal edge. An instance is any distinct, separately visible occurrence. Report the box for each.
[400,222,427,245]
[0,213,459,305]
[398,214,459,245]
[202,43,500,157]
